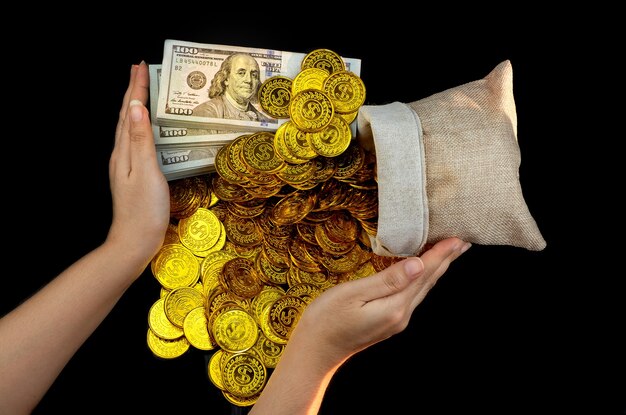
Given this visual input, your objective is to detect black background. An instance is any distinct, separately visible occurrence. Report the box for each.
[1,10,622,415]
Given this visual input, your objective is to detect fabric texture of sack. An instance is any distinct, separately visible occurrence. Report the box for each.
[358,60,546,255]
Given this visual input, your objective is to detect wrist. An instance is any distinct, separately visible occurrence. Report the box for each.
[287,316,350,374]
[101,233,160,277]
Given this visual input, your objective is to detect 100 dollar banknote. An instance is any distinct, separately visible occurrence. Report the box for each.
[157,146,220,181]
[156,39,361,132]
[149,64,240,148]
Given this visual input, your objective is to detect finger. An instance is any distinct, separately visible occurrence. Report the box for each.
[349,256,425,304]
[117,62,151,173]
[112,64,139,176]
[128,99,158,169]
[127,62,153,167]
[129,61,149,106]
[419,237,470,277]
[115,64,138,148]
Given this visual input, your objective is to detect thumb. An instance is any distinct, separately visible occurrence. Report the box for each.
[356,257,424,303]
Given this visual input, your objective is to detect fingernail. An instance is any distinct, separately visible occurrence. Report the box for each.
[140,60,146,66]
[129,99,143,122]
[460,242,472,253]
[404,257,424,278]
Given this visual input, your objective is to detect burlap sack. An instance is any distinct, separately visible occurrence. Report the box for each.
[358,60,546,256]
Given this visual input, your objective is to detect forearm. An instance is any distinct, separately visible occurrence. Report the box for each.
[0,240,149,414]
[250,322,347,415]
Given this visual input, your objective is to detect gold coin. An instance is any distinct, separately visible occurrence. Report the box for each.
[310,156,338,183]
[289,267,338,291]
[289,89,334,132]
[325,210,359,241]
[282,121,317,160]
[318,243,364,273]
[276,159,316,185]
[227,134,254,177]
[178,207,221,253]
[148,297,184,340]
[273,122,309,164]
[169,176,207,219]
[163,286,205,328]
[208,349,226,390]
[255,251,289,286]
[193,281,204,292]
[259,304,286,345]
[315,180,347,211]
[183,306,215,351]
[291,67,329,95]
[371,253,405,272]
[212,175,254,203]
[223,389,260,407]
[193,221,227,257]
[163,223,180,245]
[349,260,376,281]
[200,250,238,290]
[220,257,264,300]
[266,295,307,342]
[334,142,366,180]
[264,232,291,252]
[252,329,285,369]
[323,70,366,114]
[146,328,189,359]
[226,198,267,219]
[286,282,323,304]
[212,308,259,353]
[301,48,345,74]
[288,238,322,273]
[314,226,355,256]
[250,285,286,325]
[201,179,220,208]
[169,177,199,214]
[296,223,317,244]
[215,143,247,185]
[289,179,318,191]
[241,132,285,174]
[246,172,282,189]
[222,352,267,398]
[224,241,262,261]
[223,215,263,247]
[261,244,291,269]
[151,244,200,290]
[243,183,284,199]
[258,76,292,119]
[338,109,358,125]
[270,191,316,225]
[360,219,377,239]
[310,115,352,157]
[207,287,250,317]
[257,208,294,238]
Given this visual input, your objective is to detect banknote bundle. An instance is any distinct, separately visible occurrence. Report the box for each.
[149,39,361,180]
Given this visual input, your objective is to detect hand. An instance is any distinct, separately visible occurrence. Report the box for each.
[291,237,471,368]
[250,237,471,415]
[107,62,170,268]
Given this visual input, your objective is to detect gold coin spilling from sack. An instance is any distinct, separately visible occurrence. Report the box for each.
[147,48,405,407]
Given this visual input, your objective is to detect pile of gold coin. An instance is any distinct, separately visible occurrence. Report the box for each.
[146,48,403,407]
[258,48,365,160]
